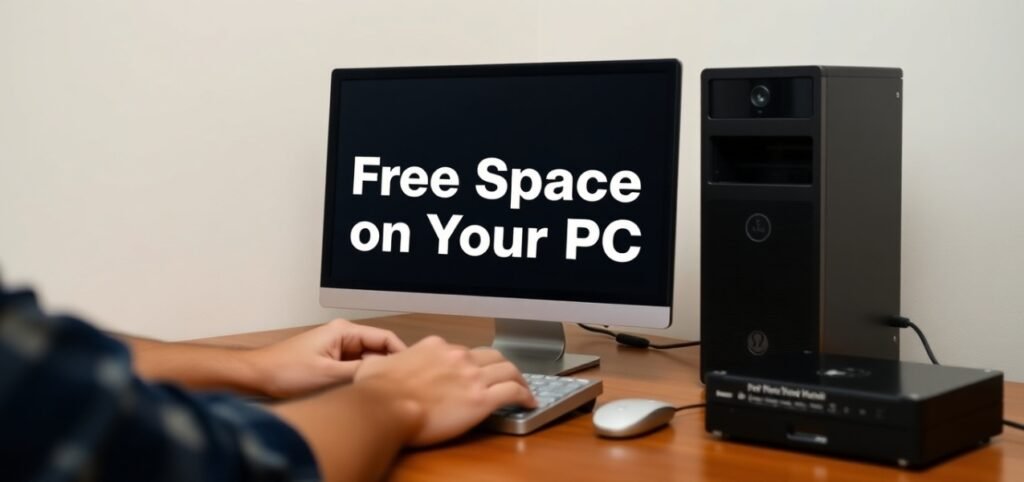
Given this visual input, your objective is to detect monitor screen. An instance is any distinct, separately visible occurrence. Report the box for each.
[321,60,680,327]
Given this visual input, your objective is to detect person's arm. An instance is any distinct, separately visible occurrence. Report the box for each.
[2,287,535,482]
[118,318,407,398]
[117,336,265,395]
[269,380,423,481]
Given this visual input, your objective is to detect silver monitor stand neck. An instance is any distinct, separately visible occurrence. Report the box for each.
[491,318,600,376]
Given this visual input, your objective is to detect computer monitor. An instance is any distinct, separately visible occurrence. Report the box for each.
[320,59,681,375]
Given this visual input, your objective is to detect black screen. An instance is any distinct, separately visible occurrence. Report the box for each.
[322,60,680,306]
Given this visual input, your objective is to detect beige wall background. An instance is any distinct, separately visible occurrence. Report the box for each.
[2,1,1022,380]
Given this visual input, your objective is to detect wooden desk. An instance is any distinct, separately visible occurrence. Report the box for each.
[201,314,1024,481]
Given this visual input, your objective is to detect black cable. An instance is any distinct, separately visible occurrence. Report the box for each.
[674,402,706,413]
[888,316,939,365]
[577,323,700,350]
[578,323,616,337]
[889,316,1022,431]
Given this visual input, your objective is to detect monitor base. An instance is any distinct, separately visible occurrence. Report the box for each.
[492,318,600,376]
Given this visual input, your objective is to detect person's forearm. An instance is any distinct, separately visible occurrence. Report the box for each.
[117,335,264,395]
[270,381,424,482]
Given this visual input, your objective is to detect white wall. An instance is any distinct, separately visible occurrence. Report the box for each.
[0,0,540,339]
[2,1,1022,380]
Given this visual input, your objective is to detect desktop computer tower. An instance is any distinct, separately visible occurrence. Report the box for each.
[700,66,903,381]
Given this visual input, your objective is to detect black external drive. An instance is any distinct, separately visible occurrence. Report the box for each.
[705,355,1003,468]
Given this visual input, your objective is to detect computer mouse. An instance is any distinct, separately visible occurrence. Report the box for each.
[592,398,676,438]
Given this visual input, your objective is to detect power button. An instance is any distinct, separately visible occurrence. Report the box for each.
[745,213,772,243]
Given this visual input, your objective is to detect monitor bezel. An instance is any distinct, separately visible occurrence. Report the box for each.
[320,59,681,329]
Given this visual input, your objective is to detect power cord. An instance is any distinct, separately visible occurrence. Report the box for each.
[887,316,939,364]
[674,403,706,413]
[577,324,700,350]
[888,316,1021,431]
[578,325,704,417]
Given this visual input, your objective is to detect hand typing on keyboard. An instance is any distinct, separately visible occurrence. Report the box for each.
[484,373,604,435]
[351,336,538,446]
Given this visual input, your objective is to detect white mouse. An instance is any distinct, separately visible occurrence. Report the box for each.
[592,398,676,438]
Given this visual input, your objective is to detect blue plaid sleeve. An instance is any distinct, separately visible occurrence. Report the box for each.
[0,287,320,482]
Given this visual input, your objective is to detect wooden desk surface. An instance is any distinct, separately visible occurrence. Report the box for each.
[201,314,1024,482]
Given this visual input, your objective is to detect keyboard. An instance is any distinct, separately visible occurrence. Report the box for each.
[482,373,603,435]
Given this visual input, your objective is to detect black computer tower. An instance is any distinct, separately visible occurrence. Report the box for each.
[700,66,903,381]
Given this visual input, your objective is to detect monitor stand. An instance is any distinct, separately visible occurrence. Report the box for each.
[491,318,600,376]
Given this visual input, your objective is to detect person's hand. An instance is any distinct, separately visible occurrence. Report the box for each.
[270,335,537,480]
[243,319,406,398]
[353,335,537,446]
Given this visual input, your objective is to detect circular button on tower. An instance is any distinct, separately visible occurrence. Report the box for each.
[747,330,769,356]
[745,213,772,243]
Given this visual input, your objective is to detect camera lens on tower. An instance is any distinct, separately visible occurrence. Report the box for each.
[750,84,771,108]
